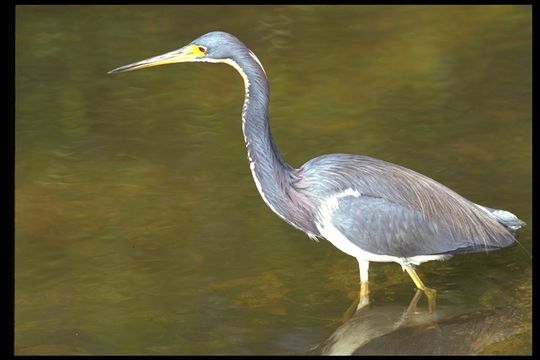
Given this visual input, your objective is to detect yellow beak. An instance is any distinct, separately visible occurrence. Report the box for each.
[108,44,203,74]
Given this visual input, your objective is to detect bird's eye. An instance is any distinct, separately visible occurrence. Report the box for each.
[198,46,206,53]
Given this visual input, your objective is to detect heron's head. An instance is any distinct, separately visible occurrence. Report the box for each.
[109,31,254,74]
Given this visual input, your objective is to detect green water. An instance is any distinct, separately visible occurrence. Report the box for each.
[15,5,531,355]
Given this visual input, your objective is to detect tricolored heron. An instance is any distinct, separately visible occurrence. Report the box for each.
[109,31,525,310]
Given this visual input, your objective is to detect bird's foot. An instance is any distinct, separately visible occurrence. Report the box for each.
[404,266,437,313]
[423,287,437,313]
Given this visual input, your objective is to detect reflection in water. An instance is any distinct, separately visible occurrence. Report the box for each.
[314,291,522,355]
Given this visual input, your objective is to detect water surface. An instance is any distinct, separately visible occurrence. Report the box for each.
[15,5,531,355]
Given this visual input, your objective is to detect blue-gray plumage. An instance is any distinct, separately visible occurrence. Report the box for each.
[299,154,518,256]
[109,31,525,309]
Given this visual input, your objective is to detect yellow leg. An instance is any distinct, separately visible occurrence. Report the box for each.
[404,266,437,313]
[357,260,370,310]
[358,281,370,310]
[341,261,371,321]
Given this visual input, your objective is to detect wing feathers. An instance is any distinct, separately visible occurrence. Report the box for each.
[300,154,520,256]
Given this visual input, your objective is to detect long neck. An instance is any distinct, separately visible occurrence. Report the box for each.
[225,54,294,221]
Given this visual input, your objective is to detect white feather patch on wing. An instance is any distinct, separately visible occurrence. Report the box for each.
[315,188,449,267]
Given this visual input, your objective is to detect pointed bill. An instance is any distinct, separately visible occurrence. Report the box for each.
[108,44,204,74]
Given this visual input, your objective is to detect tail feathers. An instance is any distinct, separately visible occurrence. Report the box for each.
[475,204,526,231]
